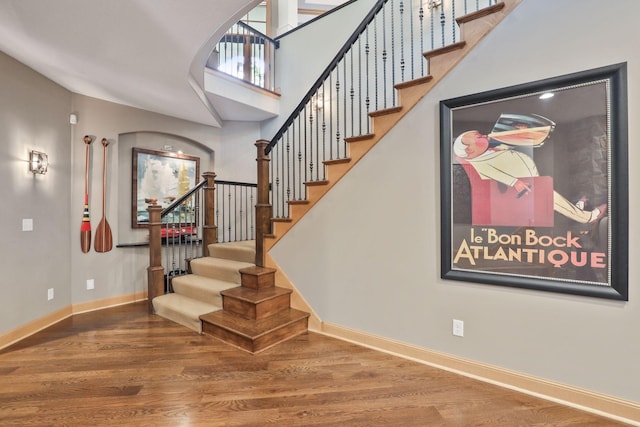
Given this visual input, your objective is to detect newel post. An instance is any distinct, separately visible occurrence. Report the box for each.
[147,202,164,313]
[202,172,217,255]
[255,139,272,268]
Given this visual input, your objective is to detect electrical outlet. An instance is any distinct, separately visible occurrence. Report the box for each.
[47,288,54,301]
[86,279,95,290]
[453,319,464,337]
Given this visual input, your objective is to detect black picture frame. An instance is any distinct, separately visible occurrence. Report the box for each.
[440,63,628,300]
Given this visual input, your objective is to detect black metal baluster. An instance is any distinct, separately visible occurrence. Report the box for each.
[358,37,363,136]
[430,2,435,51]
[227,187,231,241]
[215,182,220,242]
[321,82,327,170]
[374,15,379,111]
[293,122,298,201]
[297,116,303,198]
[382,4,388,109]
[329,72,334,160]
[316,88,321,180]
[335,65,341,159]
[285,132,291,215]
[307,104,313,182]
[350,48,354,140]
[271,143,278,218]
[452,0,457,44]
[419,2,425,76]
[390,0,396,105]
[250,190,255,238]
[365,27,371,133]
[400,0,405,82]
[440,3,446,48]
[234,185,238,241]
[342,57,347,156]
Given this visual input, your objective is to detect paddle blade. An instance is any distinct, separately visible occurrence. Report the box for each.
[81,230,91,253]
[95,218,113,253]
[81,197,91,253]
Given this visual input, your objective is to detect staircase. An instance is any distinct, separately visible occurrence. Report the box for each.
[151,0,519,352]
[264,1,520,252]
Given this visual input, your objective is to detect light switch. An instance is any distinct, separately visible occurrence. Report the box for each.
[22,219,33,231]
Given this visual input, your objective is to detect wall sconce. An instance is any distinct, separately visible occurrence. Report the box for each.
[29,150,48,175]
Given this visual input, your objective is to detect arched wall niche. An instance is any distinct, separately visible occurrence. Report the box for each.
[116,131,215,245]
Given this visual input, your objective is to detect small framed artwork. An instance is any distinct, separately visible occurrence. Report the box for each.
[132,147,200,228]
[440,63,628,300]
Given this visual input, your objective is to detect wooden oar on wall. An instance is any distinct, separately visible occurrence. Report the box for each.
[80,135,93,253]
[95,138,113,253]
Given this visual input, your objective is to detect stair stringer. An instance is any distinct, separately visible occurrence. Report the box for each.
[264,253,323,331]
[265,0,522,253]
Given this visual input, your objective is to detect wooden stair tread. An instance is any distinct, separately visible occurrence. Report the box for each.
[271,217,292,222]
[323,157,351,165]
[345,133,375,143]
[221,286,292,304]
[456,2,505,24]
[200,308,309,339]
[424,41,466,59]
[304,179,329,187]
[395,75,433,90]
[369,106,402,117]
[238,265,276,276]
[287,199,309,205]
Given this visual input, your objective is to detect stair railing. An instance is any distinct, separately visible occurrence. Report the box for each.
[264,0,497,220]
[147,172,257,311]
[210,21,279,92]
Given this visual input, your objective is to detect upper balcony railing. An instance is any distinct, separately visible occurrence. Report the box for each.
[210,21,279,92]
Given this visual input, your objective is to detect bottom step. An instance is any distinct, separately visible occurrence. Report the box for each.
[200,308,309,353]
[153,293,221,334]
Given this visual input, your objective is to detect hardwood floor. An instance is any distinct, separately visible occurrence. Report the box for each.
[0,302,624,426]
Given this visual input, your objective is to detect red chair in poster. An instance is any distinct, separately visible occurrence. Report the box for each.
[459,162,555,227]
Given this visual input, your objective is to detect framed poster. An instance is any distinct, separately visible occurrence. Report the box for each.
[440,63,628,300]
[132,147,200,228]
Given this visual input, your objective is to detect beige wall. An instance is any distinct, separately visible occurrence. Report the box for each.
[0,52,260,336]
[69,95,260,305]
[270,0,640,404]
[0,52,73,332]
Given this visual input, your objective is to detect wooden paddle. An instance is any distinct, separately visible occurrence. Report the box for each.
[95,138,113,253]
[81,135,93,253]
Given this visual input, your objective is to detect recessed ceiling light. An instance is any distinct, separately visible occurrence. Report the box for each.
[539,92,554,100]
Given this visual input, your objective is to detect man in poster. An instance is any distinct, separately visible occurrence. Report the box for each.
[453,114,606,224]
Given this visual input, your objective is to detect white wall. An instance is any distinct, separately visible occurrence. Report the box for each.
[261,0,378,139]
[270,0,640,403]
